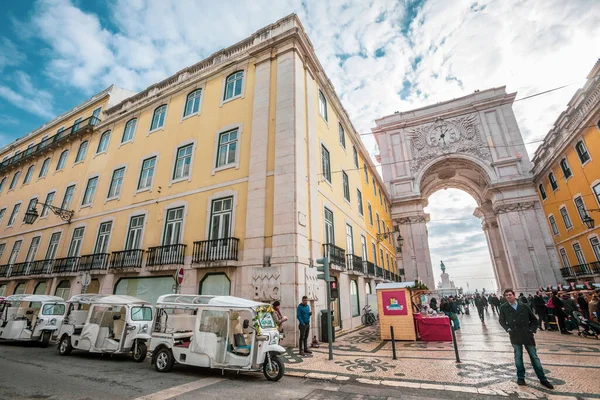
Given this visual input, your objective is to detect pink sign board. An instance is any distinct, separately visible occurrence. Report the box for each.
[381,290,408,316]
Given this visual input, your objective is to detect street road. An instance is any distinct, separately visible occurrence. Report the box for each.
[0,341,508,400]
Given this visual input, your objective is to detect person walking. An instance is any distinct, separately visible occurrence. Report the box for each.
[551,290,571,335]
[499,289,554,389]
[533,292,548,331]
[492,294,501,314]
[577,293,589,320]
[474,293,485,322]
[296,296,312,356]
[449,297,461,330]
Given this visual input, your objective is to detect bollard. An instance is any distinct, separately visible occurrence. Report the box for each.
[390,326,397,360]
[451,327,461,363]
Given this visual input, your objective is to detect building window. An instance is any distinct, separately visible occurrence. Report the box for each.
[82,176,99,205]
[0,208,5,224]
[73,117,82,132]
[363,163,368,183]
[357,189,364,216]
[122,119,137,143]
[379,248,384,268]
[97,131,111,153]
[94,221,113,253]
[7,240,22,264]
[9,171,20,190]
[56,150,69,170]
[350,280,359,317]
[538,184,547,200]
[318,89,328,121]
[559,158,572,179]
[352,146,359,168]
[591,182,600,208]
[0,177,6,193]
[560,206,573,230]
[41,191,55,217]
[321,145,331,183]
[324,207,335,244]
[150,105,167,131]
[55,280,71,300]
[61,185,75,210]
[0,243,5,263]
[39,158,51,178]
[209,197,233,240]
[107,168,125,199]
[376,213,381,234]
[25,236,41,263]
[23,165,35,184]
[573,242,586,265]
[379,187,383,205]
[590,236,600,262]
[216,129,238,168]
[223,71,244,101]
[163,207,184,245]
[574,196,588,222]
[368,203,373,225]
[24,198,37,222]
[338,123,346,148]
[126,215,145,250]
[342,171,350,201]
[200,273,231,296]
[138,157,156,190]
[346,224,354,255]
[92,107,102,120]
[575,140,590,165]
[67,227,85,257]
[45,232,61,260]
[548,215,559,236]
[372,177,377,196]
[371,242,377,265]
[361,235,367,260]
[173,144,193,180]
[366,282,372,295]
[75,141,88,163]
[548,172,558,191]
[184,89,202,116]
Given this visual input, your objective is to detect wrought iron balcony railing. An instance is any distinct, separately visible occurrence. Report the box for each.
[561,262,600,279]
[365,261,375,276]
[79,253,109,271]
[0,264,10,277]
[146,244,186,267]
[0,116,100,174]
[375,266,383,278]
[109,249,144,269]
[323,243,346,269]
[29,259,54,275]
[53,257,80,273]
[347,254,364,274]
[192,237,239,263]
[8,262,30,277]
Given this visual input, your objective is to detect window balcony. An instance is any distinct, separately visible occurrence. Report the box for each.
[53,257,80,274]
[146,244,186,268]
[79,253,109,272]
[375,266,384,278]
[347,254,364,274]
[364,261,375,276]
[8,262,30,277]
[0,116,100,175]
[0,265,9,278]
[561,262,600,280]
[109,249,144,269]
[322,243,346,270]
[29,259,54,275]
[192,237,239,264]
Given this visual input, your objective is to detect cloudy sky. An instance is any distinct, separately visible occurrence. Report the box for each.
[0,0,598,291]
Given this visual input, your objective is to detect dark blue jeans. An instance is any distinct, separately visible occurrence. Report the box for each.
[512,344,547,381]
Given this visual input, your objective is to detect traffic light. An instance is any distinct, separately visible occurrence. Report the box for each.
[316,257,331,282]
[330,280,339,299]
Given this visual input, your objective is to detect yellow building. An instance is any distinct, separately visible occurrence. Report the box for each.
[532,59,600,283]
[0,15,398,332]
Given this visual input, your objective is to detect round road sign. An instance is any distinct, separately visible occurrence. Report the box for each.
[176,267,184,285]
[81,271,92,287]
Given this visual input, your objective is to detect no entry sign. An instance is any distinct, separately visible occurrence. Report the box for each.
[176,267,184,285]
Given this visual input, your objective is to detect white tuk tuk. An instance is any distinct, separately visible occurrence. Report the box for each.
[57,294,153,362]
[150,295,286,381]
[0,294,67,347]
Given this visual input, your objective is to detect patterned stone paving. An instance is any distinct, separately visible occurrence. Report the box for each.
[283,312,600,399]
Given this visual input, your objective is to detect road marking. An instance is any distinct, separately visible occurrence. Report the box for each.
[133,378,223,400]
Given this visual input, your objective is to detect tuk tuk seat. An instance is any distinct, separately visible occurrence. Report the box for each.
[168,314,195,334]
[113,318,125,339]
[70,310,89,328]
[229,314,250,355]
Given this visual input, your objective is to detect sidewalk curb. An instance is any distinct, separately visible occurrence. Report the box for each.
[285,369,577,399]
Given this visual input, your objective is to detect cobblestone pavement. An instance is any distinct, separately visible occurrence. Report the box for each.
[282,311,600,399]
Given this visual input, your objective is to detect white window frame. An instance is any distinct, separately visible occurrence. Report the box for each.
[8,240,22,265]
[353,146,359,168]
[342,171,350,202]
[96,130,111,154]
[572,242,586,265]
[67,226,85,257]
[41,191,56,218]
[23,165,35,184]
[538,183,547,200]
[25,236,41,263]
[589,235,600,262]
[559,206,573,230]
[321,143,331,184]
[204,190,238,241]
[45,231,62,260]
[324,207,335,245]
[81,175,100,207]
[38,158,51,179]
[357,189,364,216]
[94,220,113,254]
[183,88,203,118]
[107,166,126,200]
[212,124,242,175]
[592,182,600,208]
[137,155,158,193]
[573,195,588,223]
[171,142,195,184]
[222,70,245,104]
[318,89,328,122]
[125,214,146,250]
[121,119,137,144]
[0,176,6,193]
[559,247,570,268]
[208,197,234,240]
[363,163,368,183]
[7,203,21,227]
[24,197,38,222]
[560,158,572,179]
[56,150,69,171]
[367,202,373,226]
[548,172,558,191]
[74,141,88,164]
[149,104,168,133]
[9,170,21,190]
[61,184,76,210]
[574,140,591,165]
[338,123,346,149]
[548,214,559,236]
[162,207,185,246]
[0,208,6,225]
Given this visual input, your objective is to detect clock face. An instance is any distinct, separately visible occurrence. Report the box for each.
[429,122,457,146]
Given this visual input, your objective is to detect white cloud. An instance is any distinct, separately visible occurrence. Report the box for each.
[0,71,54,119]
[0,38,26,72]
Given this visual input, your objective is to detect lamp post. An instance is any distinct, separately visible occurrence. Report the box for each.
[582,209,600,229]
[24,200,74,224]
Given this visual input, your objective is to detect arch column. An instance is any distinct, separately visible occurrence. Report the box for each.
[395,213,435,289]
[481,218,512,290]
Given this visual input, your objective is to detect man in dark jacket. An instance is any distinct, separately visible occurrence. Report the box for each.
[533,292,548,330]
[577,293,589,319]
[474,293,485,322]
[296,296,312,356]
[499,289,554,389]
[551,290,571,334]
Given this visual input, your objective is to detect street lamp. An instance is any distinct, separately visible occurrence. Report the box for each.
[24,200,74,224]
[396,233,404,253]
[582,209,600,229]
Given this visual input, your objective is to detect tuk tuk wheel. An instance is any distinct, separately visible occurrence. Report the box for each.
[263,354,284,381]
[40,331,51,348]
[58,335,72,356]
[132,341,147,363]
[154,348,174,372]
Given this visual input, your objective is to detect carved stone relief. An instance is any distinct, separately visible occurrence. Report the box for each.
[396,215,427,224]
[408,113,491,173]
[252,266,280,302]
[305,268,319,301]
[493,201,536,214]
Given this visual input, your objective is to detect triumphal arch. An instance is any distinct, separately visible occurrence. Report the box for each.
[372,87,562,292]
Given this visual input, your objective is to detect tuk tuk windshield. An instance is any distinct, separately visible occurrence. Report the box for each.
[42,303,65,316]
[131,306,153,321]
[258,312,276,329]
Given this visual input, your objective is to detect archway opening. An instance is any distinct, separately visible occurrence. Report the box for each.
[424,188,498,294]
